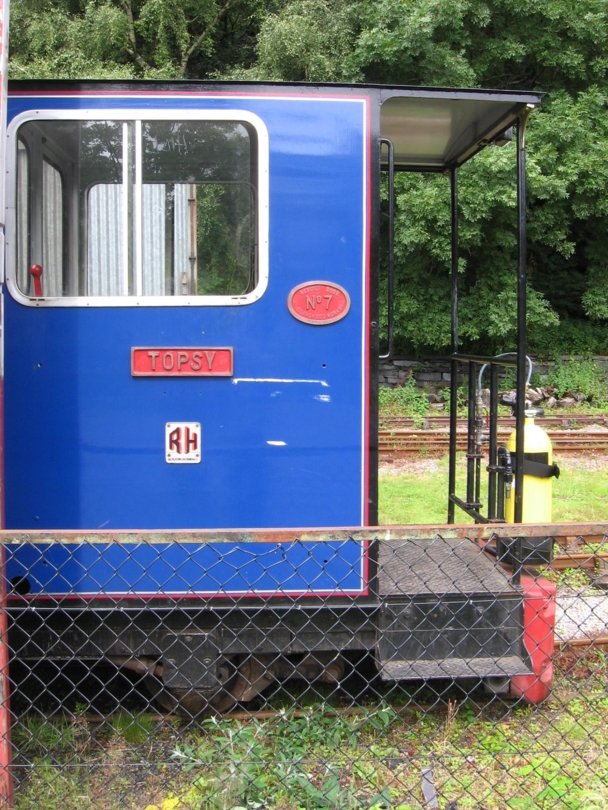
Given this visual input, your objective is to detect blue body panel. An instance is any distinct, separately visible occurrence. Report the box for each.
[5,539,367,597]
[4,92,370,530]
[3,91,371,596]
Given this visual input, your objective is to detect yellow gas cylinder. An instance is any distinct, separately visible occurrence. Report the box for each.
[504,408,558,523]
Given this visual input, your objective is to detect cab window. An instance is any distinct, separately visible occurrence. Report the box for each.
[14,114,265,303]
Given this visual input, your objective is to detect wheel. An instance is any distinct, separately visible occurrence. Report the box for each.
[142,677,230,716]
[143,655,275,716]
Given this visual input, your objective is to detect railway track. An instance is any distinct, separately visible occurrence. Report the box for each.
[379,414,608,459]
[556,636,608,652]
[379,414,608,430]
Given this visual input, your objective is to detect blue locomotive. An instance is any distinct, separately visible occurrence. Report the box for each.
[2,80,553,712]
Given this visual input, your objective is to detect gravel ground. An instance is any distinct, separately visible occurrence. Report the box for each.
[555,591,608,642]
[379,452,608,476]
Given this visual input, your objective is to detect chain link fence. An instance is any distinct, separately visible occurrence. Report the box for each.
[3,526,608,809]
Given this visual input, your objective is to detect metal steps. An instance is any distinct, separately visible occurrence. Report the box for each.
[376,536,532,680]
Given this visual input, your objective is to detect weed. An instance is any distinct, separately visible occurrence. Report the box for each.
[441,384,467,415]
[109,711,157,745]
[499,366,517,391]
[379,378,429,426]
[441,699,459,743]
[542,567,594,592]
[170,707,403,808]
[14,673,608,810]
[12,716,76,758]
[14,759,86,809]
[544,357,608,405]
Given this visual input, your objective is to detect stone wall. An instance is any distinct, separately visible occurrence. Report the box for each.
[379,356,608,391]
[379,359,450,389]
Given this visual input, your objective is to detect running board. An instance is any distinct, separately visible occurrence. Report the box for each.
[375,535,532,680]
[380,655,529,680]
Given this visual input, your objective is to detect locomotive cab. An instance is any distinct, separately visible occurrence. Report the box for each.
[2,81,552,713]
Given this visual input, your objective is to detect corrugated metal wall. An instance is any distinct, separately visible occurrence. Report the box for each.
[88,184,191,296]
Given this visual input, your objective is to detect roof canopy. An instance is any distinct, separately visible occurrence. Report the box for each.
[379,88,542,170]
[8,79,542,171]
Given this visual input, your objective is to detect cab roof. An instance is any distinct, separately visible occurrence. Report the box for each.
[8,80,542,171]
[378,87,542,170]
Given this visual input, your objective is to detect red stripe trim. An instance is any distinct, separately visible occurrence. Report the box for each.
[363,97,372,526]
[8,589,369,602]
[9,89,370,101]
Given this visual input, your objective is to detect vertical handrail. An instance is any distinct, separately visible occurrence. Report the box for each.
[447,355,458,523]
[449,353,521,523]
[465,361,477,508]
[379,138,395,360]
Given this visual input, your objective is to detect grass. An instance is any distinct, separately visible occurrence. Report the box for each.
[379,453,608,524]
[14,655,608,809]
[12,711,182,809]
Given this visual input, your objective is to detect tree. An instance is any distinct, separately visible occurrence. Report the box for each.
[240,0,358,82]
[9,0,266,79]
[248,0,608,354]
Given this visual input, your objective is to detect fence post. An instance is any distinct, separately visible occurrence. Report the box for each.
[0,0,13,803]
[0,547,12,808]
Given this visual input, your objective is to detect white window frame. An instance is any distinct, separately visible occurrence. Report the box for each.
[5,108,270,307]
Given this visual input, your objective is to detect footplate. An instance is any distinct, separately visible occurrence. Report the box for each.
[375,535,532,680]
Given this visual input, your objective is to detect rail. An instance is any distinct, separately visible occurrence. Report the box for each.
[379,414,608,459]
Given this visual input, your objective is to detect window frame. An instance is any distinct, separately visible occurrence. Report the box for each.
[5,108,270,307]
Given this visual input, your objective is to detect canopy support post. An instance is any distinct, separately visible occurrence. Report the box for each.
[448,165,459,523]
[514,108,532,524]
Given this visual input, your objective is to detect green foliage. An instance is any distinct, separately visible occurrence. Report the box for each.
[196,183,254,295]
[350,0,608,91]
[378,378,429,425]
[109,712,157,745]
[351,0,480,86]
[525,87,608,332]
[382,148,563,354]
[542,567,595,593]
[360,2,608,353]
[171,708,397,808]
[441,384,466,415]
[9,0,267,79]
[9,0,134,79]
[545,357,608,404]
[12,716,77,757]
[250,0,358,82]
[530,320,608,357]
